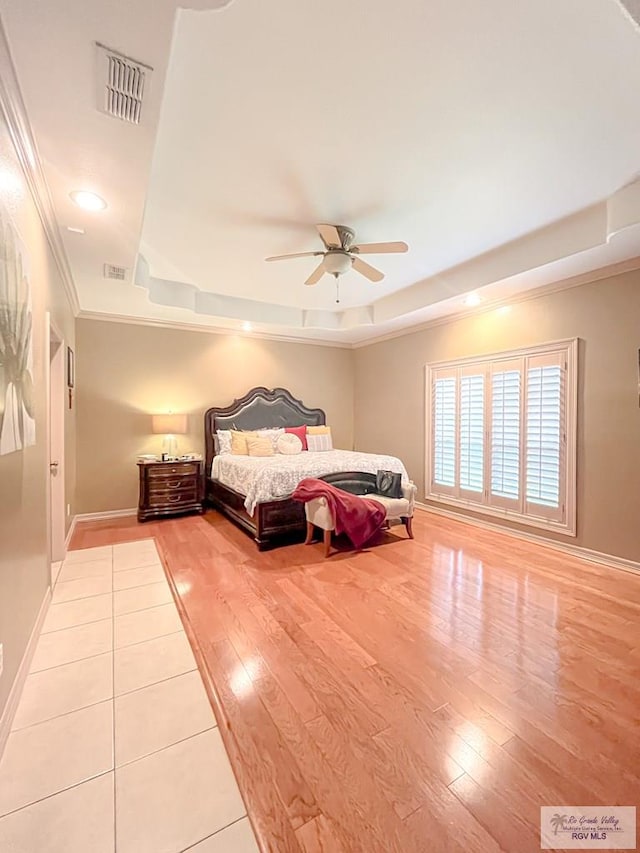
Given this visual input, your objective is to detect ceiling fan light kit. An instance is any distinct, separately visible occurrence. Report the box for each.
[265,223,408,287]
[322,251,353,276]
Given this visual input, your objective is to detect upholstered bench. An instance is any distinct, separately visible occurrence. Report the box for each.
[303,472,417,557]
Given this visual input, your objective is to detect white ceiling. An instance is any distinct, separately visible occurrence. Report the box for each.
[1,0,640,344]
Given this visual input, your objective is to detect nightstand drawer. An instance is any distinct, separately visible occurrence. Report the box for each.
[148,475,197,494]
[148,463,196,478]
[147,489,198,508]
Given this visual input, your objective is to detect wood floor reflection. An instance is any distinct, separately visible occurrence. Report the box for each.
[70,510,640,853]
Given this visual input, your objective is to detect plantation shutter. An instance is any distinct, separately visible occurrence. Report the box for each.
[459,369,485,495]
[426,339,575,534]
[489,359,521,510]
[524,351,565,522]
[431,369,457,494]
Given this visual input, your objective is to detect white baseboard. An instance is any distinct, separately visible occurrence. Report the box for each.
[0,586,52,759]
[415,501,640,576]
[74,508,137,523]
[64,514,77,550]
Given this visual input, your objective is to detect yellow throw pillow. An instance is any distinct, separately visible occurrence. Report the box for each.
[230,430,257,455]
[307,425,331,435]
[246,436,275,457]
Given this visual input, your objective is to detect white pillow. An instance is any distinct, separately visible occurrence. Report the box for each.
[277,433,303,455]
[257,427,285,451]
[216,429,232,454]
[307,432,333,452]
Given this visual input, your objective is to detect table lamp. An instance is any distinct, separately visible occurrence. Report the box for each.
[152,413,187,459]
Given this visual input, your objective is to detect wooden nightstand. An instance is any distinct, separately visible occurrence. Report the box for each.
[137,460,204,522]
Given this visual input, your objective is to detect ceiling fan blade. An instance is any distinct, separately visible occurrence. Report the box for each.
[305,262,325,286]
[265,251,323,262]
[316,224,342,249]
[351,241,408,254]
[352,257,384,282]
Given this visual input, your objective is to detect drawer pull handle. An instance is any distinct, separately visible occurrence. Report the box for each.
[169,494,182,502]
[168,481,180,488]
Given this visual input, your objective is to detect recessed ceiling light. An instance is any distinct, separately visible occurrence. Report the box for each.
[66,226,85,234]
[70,190,107,211]
[242,321,252,332]
[465,292,481,307]
[0,169,22,192]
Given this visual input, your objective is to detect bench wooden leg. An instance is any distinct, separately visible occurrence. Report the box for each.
[304,521,314,545]
[323,528,332,558]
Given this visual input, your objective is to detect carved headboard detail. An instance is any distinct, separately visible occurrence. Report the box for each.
[204,387,326,475]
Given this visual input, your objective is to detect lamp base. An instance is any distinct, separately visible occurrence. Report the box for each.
[161,435,178,459]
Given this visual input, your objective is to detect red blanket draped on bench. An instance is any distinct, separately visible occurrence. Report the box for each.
[292,478,386,549]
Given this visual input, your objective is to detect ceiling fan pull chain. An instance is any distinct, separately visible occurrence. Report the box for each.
[335,274,340,304]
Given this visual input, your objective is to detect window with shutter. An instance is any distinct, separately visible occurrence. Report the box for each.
[425,340,576,535]
[489,362,521,510]
[459,372,484,494]
[525,353,565,522]
[432,372,456,491]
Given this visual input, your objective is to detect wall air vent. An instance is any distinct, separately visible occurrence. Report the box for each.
[95,42,152,125]
[104,264,127,281]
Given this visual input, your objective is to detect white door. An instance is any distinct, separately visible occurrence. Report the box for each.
[48,319,66,575]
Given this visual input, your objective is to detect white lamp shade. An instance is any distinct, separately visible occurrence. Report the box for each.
[152,413,187,435]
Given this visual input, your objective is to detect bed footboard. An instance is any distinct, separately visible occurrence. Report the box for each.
[207,470,389,550]
[207,479,306,550]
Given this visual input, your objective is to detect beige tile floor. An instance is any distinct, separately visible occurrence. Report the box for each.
[0,540,259,853]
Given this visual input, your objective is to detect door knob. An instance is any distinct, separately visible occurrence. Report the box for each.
[49,461,59,472]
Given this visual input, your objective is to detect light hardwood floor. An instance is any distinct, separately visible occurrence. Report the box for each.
[70,509,640,853]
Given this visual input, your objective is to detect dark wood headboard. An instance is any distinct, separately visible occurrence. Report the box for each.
[204,387,326,476]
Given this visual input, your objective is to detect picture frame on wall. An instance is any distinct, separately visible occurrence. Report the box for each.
[0,204,36,454]
[66,346,75,389]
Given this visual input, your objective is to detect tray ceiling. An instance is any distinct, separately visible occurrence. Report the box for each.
[2,0,640,343]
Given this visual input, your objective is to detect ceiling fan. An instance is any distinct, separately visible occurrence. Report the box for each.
[265,224,408,286]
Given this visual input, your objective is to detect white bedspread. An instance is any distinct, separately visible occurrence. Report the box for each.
[211,449,409,515]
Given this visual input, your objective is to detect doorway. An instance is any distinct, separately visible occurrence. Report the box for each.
[47,317,66,580]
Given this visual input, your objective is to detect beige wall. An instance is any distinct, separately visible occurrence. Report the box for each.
[77,271,640,565]
[354,270,640,563]
[0,110,76,718]
[75,319,354,514]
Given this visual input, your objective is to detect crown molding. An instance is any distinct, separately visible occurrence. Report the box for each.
[76,310,353,349]
[0,18,80,315]
[615,0,640,30]
[351,255,640,349]
[80,254,640,351]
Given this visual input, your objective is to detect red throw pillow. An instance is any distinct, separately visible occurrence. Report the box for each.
[285,425,308,450]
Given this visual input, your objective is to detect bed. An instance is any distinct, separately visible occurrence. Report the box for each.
[204,386,408,549]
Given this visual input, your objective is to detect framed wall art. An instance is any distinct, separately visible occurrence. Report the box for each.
[66,346,75,389]
[0,205,35,455]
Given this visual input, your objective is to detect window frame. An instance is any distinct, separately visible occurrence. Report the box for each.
[425,338,578,536]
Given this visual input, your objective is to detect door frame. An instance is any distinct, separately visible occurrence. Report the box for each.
[45,313,66,579]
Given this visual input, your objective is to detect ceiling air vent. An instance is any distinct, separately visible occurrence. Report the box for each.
[104,264,127,281]
[95,42,152,125]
